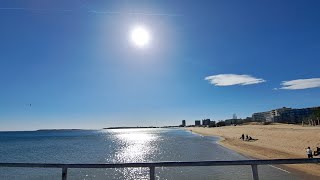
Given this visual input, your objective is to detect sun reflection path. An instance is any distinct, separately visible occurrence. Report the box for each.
[113,129,158,162]
[107,129,160,179]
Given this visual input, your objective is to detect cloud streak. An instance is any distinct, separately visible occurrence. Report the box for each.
[280,78,320,90]
[205,74,266,86]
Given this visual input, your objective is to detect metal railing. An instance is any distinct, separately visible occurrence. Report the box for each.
[1,158,319,180]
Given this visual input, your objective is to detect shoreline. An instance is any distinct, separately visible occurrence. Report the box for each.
[186,124,320,178]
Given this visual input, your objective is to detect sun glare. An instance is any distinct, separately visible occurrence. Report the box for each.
[130,26,151,48]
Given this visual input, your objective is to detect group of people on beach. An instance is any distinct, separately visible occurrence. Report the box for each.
[306,147,320,158]
[240,134,255,141]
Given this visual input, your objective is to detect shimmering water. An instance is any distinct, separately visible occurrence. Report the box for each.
[0,128,305,179]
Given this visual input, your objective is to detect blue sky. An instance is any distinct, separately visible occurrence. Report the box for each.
[0,0,320,130]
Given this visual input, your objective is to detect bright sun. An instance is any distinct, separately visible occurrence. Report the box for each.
[130,26,150,48]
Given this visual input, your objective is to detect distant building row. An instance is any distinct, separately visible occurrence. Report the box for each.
[194,119,215,126]
[180,106,319,127]
[181,119,216,127]
[252,106,320,123]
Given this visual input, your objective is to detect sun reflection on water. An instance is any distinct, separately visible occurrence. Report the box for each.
[112,129,158,162]
[105,129,160,179]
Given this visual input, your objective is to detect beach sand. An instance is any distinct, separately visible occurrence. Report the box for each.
[186,124,320,177]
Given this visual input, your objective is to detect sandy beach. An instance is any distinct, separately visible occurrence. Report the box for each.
[187,124,320,177]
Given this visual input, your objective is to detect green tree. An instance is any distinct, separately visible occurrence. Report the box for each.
[309,107,320,125]
[313,107,320,125]
[313,107,320,118]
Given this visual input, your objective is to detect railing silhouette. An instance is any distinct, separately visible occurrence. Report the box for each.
[1,158,319,180]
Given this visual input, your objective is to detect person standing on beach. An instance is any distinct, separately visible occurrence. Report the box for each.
[241,134,245,141]
[306,147,313,158]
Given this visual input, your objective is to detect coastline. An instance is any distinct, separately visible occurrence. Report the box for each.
[186,124,320,177]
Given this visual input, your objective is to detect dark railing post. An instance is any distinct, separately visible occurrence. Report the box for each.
[62,167,68,180]
[251,165,259,180]
[149,166,155,180]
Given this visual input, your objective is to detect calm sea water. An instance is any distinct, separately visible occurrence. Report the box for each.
[0,128,305,180]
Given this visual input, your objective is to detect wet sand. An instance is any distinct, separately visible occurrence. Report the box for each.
[186,124,320,177]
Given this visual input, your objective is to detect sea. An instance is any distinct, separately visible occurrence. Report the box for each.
[0,128,308,180]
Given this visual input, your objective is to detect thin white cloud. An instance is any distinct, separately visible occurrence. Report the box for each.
[204,74,266,86]
[280,78,320,90]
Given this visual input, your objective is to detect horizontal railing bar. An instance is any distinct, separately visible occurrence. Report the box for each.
[0,158,319,169]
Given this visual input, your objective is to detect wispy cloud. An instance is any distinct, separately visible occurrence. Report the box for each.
[204,74,266,86]
[280,78,320,90]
